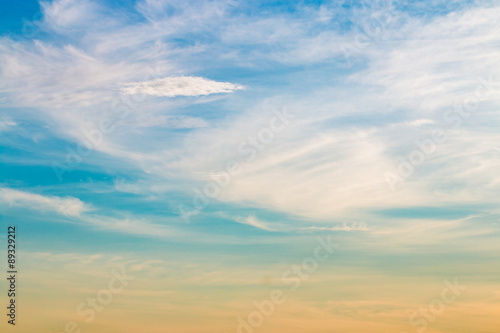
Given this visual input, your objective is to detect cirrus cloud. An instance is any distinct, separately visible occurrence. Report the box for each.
[122,76,245,97]
[0,187,88,216]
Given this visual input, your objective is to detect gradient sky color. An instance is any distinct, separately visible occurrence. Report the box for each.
[1,0,500,332]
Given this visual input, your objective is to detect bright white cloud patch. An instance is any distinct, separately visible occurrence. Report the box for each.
[0,187,88,216]
[405,119,434,127]
[122,76,245,97]
[235,216,275,231]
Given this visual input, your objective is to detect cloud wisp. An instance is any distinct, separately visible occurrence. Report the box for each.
[122,76,245,97]
[0,187,88,217]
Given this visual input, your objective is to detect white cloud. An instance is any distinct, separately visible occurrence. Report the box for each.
[235,216,275,231]
[135,114,208,129]
[0,187,88,216]
[0,120,16,132]
[82,215,173,237]
[300,222,371,232]
[122,76,245,97]
[0,187,177,237]
[351,5,500,113]
[40,0,106,32]
[404,119,434,127]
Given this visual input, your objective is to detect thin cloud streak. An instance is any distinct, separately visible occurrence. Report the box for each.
[122,76,245,97]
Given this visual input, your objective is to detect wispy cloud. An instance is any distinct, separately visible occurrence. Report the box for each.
[0,119,16,131]
[0,187,88,216]
[122,76,245,97]
[0,187,174,237]
[235,215,275,231]
[300,222,371,232]
[404,119,434,127]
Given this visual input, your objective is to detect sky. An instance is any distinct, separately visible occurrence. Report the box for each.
[0,0,500,332]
